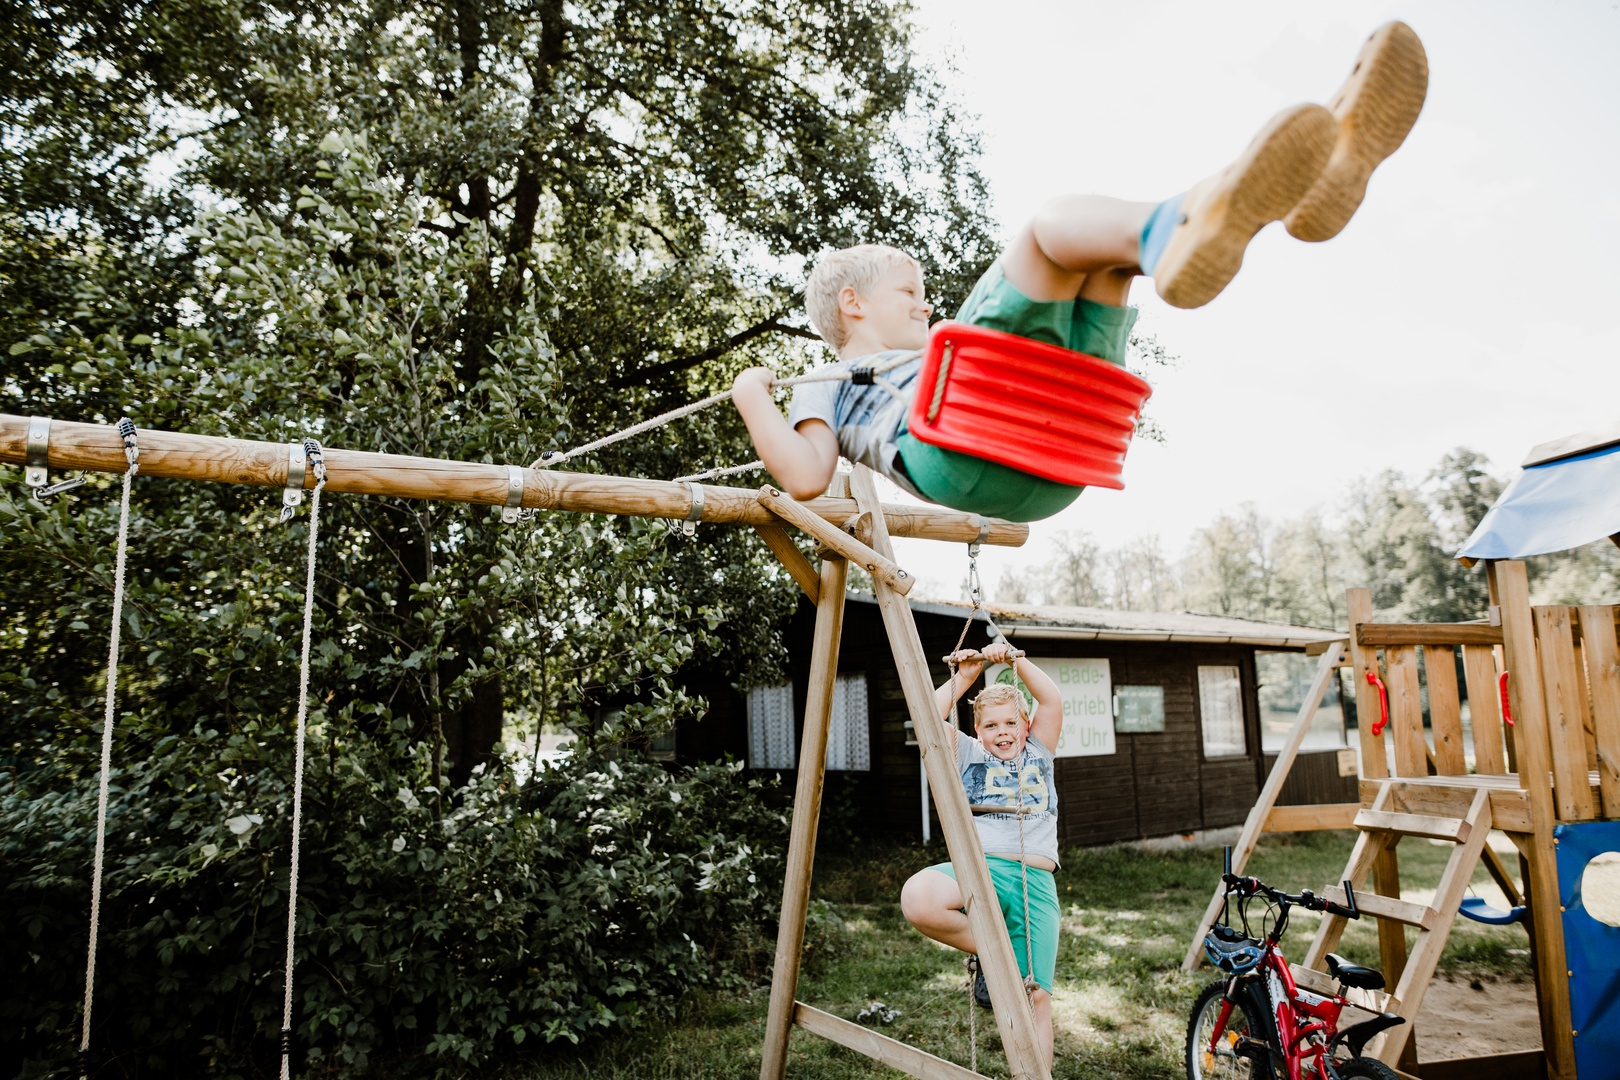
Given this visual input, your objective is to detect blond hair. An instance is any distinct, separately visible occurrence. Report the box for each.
[972,683,1030,727]
[804,244,920,349]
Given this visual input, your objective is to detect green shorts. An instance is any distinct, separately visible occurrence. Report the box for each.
[931,856,1061,991]
[896,262,1139,522]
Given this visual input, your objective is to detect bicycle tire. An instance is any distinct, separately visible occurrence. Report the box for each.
[1332,1058,1400,1080]
[1185,979,1281,1080]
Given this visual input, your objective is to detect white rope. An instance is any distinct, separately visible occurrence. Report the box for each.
[530,351,919,471]
[670,460,765,484]
[79,421,139,1079]
[280,445,326,1080]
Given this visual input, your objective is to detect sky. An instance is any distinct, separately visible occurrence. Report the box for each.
[876,0,1620,599]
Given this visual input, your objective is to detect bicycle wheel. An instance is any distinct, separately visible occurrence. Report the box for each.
[1332,1057,1399,1080]
[1185,979,1279,1080]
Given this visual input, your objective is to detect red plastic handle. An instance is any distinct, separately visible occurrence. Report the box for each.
[1366,669,1390,737]
[1498,671,1514,727]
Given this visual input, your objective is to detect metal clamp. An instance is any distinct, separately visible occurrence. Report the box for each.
[280,440,307,522]
[25,415,88,501]
[501,464,532,524]
[678,481,705,537]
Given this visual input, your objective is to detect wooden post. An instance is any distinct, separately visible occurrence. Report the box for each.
[0,413,1028,548]
[1180,643,1346,970]
[1489,561,1577,1080]
[759,488,850,1080]
[1424,646,1468,775]
[1577,605,1620,817]
[845,466,1048,1080]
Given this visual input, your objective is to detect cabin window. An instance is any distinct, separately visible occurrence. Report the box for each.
[1198,665,1246,758]
[826,673,871,772]
[747,683,796,769]
[1256,651,1347,752]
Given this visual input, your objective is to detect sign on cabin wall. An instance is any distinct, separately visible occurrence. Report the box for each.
[1114,685,1166,733]
[987,657,1115,758]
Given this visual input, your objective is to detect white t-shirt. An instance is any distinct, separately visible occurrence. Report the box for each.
[947,727,1060,866]
[785,351,925,498]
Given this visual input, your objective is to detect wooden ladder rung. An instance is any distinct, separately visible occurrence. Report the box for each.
[1354,808,1472,843]
[1322,886,1438,931]
[794,1002,986,1080]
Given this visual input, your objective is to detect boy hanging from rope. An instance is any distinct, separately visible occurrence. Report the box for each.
[731,22,1427,522]
[903,642,1064,1071]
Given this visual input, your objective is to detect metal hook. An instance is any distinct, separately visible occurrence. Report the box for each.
[280,440,307,523]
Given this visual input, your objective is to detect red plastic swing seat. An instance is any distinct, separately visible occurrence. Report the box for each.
[904,321,1153,491]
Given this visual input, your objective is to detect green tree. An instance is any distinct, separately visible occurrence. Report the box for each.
[1,0,1000,1072]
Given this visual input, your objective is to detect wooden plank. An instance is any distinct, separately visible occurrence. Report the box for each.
[753,525,819,604]
[1302,784,1396,971]
[1424,646,1467,775]
[1487,789,1533,833]
[759,485,916,596]
[1577,605,1620,818]
[1374,791,1492,1065]
[759,504,850,1080]
[1461,645,1507,775]
[792,1003,984,1080]
[1348,591,1391,781]
[1320,885,1437,931]
[1417,1050,1545,1080]
[1488,561,1576,1080]
[846,466,1047,1080]
[1179,643,1347,970]
[1357,623,1503,647]
[1533,607,1597,820]
[1384,645,1428,778]
[1353,809,1470,844]
[0,413,1029,547]
[1263,802,1359,833]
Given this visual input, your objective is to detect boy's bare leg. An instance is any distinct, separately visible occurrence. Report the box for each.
[1000,102,1339,310]
[1000,197,1157,303]
[903,868,1055,1068]
[901,868,978,953]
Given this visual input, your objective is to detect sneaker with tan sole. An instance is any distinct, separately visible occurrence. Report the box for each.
[1285,21,1429,242]
[1153,103,1336,309]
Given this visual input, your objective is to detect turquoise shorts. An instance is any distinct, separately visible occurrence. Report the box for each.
[896,262,1139,522]
[931,856,1061,991]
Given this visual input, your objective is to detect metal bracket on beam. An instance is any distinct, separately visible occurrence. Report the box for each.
[678,481,705,537]
[280,440,307,523]
[25,416,87,502]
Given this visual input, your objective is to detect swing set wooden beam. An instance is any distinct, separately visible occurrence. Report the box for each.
[0,413,1029,548]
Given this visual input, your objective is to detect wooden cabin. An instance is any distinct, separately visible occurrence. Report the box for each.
[674,594,1348,846]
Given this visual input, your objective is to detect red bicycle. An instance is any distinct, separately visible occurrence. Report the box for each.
[1185,851,1406,1080]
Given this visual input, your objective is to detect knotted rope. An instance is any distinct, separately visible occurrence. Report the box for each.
[79,418,139,1080]
[280,439,327,1080]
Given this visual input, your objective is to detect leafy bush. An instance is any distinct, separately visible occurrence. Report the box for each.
[1,724,786,1078]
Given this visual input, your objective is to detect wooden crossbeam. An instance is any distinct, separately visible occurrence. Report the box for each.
[0,413,1029,548]
[792,1004,984,1080]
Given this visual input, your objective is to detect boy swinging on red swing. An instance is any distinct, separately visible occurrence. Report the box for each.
[731,22,1428,523]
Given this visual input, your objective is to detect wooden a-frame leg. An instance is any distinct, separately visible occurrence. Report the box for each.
[759,486,850,1080]
[847,466,1049,1080]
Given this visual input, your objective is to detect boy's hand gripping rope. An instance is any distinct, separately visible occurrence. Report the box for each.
[280,439,326,1080]
[79,418,139,1080]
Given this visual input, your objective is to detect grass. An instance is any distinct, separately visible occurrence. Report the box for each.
[505,830,1531,1079]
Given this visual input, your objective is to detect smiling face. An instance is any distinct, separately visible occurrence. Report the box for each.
[847,259,931,353]
[974,700,1029,761]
